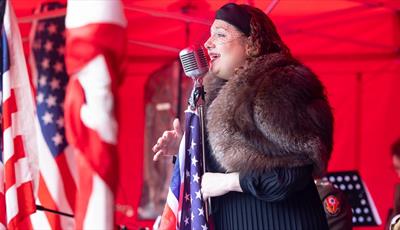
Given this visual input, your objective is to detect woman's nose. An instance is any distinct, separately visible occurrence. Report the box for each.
[204,36,214,50]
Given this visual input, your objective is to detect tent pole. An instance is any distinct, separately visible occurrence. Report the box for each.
[17,8,66,23]
[265,0,279,14]
[125,6,211,25]
[128,40,180,53]
[355,72,363,170]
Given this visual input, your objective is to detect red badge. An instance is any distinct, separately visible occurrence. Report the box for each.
[324,195,340,216]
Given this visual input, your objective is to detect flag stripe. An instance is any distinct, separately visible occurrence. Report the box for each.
[8,208,33,230]
[6,181,35,227]
[37,175,62,230]
[1,71,10,102]
[35,117,74,216]
[2,89,17,130]
[84,174,114,229]
[1,1,37,229]
[4,136,30,190]
[0,161,4,228]
[65,0,127,28]
[64,145,78,189]
[2,128,13,163]
[5,185,18,223]
[10,158,31,188]
[64,0,126,228]
[74,154,92,229]
[29,200,52,230]
[55,153,76,210]
[28,2,76,229]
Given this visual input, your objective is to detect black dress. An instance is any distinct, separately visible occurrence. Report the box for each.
[208,162,329,230]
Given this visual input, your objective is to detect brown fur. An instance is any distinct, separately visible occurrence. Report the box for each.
[203,53,333,176]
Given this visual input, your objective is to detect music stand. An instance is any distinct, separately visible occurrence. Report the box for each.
[322,170,382,227]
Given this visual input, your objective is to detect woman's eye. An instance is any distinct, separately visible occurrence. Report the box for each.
[216,33,226,38]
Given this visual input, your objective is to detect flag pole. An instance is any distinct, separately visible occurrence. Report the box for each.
[190,77,211,221]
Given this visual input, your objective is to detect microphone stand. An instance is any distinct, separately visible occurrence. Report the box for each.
[188,77,211,221]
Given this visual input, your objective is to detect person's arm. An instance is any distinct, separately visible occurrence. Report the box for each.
[239,165,314,202]
[201,165,313,201]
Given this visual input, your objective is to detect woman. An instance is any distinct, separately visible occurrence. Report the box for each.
[153,3,333,229]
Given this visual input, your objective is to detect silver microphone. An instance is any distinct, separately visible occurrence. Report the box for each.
[179,45,209,78]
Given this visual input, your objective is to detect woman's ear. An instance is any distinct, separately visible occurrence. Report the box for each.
[245,37,260,57]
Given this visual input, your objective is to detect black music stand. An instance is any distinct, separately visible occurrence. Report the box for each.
[322,170,382,227]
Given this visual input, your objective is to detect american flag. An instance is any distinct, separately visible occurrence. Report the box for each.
[64,0,126,229]
[0,1,39,229]
[28,2,76,229]
[160,108,209,230]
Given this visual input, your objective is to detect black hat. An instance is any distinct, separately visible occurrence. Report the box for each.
[215,3,251,37]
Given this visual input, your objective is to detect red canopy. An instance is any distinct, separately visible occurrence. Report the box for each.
[12,0,400,229]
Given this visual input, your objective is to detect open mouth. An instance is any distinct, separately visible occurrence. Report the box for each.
[209,53,220,62]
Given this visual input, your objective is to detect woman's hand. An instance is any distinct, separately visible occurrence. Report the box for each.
[201,172,242,200]
[152,118,183,161]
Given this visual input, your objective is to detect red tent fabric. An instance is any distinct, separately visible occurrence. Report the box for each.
[11,0,400,229]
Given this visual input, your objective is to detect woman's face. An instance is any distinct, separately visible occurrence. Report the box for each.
[204,19,248,80]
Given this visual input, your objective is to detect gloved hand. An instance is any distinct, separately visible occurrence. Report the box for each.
[201,172,242,200]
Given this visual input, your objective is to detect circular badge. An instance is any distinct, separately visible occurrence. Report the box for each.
[324,195,341,216]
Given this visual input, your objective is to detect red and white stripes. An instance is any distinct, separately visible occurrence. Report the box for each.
[64,0,127,229]
[1,1,39,229]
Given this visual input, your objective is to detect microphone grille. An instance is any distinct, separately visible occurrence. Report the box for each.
[197,47,208,68]
[179,46,209,78]
[180,52,197,73]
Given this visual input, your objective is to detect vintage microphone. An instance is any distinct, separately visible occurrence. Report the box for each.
[179,46,208,78]
[179,45,209,111]
[179,45,212,221]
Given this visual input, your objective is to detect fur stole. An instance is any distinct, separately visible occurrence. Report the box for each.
[203,53,333,176]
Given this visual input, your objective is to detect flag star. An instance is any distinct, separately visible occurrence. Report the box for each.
[57,46,65,55]
[184,216,189,226]
[190,125,194,129]
[201,224,208,230]
[191,140,197,149]
[191,212,194,221]
[193,173,200,183]
[50,78,61,90]
[47,23,57,34]
[39,75,47,87]
[185,193,190,201]
[192,156,198,166]
[41,58,50,69]
[54,61,63,73]
[186,170,190,178]
[198,207,204,216]
[46,95,57,107]
[52,132,63,146]
[56,117,64,128]
[44,40,53,52]
[42,112,53,124]
[195,190,202,200]
[37,92,44,103]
